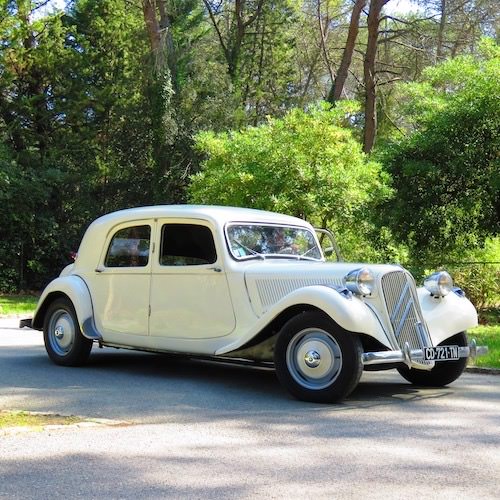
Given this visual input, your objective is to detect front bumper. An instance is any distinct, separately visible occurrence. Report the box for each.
[362,339,488,369]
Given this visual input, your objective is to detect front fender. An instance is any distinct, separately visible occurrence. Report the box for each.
[33,275,102,341]
[418,287,478,345]
[216,285,390,355]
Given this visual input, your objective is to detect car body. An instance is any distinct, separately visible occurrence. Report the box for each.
[23,205,487,402]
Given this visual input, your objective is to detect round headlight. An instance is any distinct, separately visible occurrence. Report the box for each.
[344,268,375,296]
[423,271,454,297]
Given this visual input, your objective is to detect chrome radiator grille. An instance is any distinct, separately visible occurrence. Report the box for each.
[381,271,431,358]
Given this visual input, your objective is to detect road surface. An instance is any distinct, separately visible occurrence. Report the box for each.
[1,318,499,499]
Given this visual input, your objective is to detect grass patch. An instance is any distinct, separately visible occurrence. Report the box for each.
[468,324,500,369]
[0,411,82,430]
[0,294,38,316]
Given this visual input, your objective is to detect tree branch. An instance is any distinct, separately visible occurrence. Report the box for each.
[377,77,402,86]
[203,0,228,56]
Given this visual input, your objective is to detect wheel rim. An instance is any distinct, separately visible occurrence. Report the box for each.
[47,309,76,356]
[285,328,343,390]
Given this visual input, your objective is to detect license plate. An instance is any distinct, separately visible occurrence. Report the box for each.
[423,345,460,361]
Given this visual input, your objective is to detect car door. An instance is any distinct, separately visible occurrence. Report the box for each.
[89,221,152,340]
[149,220,236,339]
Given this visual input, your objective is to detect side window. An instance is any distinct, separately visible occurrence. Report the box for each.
[105,225,151,268]
[160,224,217,266]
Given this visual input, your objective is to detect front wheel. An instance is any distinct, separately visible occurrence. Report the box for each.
[274,311,363,403]
[43,298,93,366]
[397,332,468,387]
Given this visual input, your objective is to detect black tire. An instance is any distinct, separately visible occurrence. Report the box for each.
[43,298,93,366]
[274,311,363,403]
[397,332,468,387]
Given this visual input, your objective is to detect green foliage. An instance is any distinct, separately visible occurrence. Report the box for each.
[0,2,498,292]
[0,0,179,290]
[0,4,78,290]
[381,43,500,262]
[447,239,500,310]
[189,102,391,260]
[237,0,301,123]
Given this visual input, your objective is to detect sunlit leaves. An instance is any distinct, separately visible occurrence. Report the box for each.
[382,42,500,262]
[189,102,392,259]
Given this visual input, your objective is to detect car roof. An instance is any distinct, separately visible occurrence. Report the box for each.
[75,205,313,269]
[91,205,308,228]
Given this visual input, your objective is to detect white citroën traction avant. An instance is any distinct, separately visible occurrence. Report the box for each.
[21,205,488,403]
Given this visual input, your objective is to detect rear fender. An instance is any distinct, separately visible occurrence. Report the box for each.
[32,275,102,341]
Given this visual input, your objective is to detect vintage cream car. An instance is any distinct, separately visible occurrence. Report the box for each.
[22,205,487,402]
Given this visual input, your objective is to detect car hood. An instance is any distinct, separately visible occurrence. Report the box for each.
[243,260,402,315]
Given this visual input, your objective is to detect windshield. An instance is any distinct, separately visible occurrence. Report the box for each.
[226,224,323,261]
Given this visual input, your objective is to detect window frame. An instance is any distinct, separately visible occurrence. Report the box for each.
[224,222,324,262]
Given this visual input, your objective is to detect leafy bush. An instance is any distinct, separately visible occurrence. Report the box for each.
[447,239,500,310]
[381,40,500,261]
[189,103,392,261]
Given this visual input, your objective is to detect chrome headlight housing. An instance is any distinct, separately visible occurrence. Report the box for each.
[423,271,454,297]
[344,267,375,296]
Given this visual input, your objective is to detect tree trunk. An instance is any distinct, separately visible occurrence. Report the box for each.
[142,0,161,54]
[436,0,446,60]
[328,0,367,103]
[363,0,388,153]
[157,0,177,84]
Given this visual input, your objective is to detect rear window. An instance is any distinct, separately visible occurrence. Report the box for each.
[105,225,151,267]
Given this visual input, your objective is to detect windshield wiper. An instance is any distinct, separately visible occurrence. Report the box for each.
[233,239,266,260]
[297,247,321,260]
[263,253,318,261]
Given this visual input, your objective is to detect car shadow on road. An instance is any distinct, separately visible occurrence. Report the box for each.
[1,344,482,425]
[86,349,434,406]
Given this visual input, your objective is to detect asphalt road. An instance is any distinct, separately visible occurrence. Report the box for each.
[1,318,499,499]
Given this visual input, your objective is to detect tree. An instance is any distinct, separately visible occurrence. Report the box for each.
[414,0,499,61]
[381,40,500,262]
[0,0,80,289]
[327,0,367,102]
[203,0,301,124]
[203,0,265,81]
[0,0,164,289]
[363,0,390,153]
[189,102,391,259]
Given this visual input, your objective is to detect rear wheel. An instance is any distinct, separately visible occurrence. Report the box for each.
[43,298,93,366]
[397,332,468,387]
[274,311,363,403]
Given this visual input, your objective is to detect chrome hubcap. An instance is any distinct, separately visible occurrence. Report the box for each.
[55,325,64,339]
[304,350,321,368]
[286,328,343,390]
[48,309,76,356]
